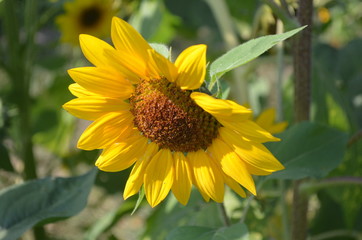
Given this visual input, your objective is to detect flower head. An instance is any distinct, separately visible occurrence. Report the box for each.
[56,0,117,45]
[63,17,284,207]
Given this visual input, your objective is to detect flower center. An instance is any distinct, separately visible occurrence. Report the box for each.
[130,78,221,152]
[79,6,102,28]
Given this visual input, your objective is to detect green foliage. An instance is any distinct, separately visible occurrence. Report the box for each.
[131,187,145,215]
[0,168,97,240]
[209,26,306,81]
[266,122,348,180]
[143,192,223,240]
[166,223,249,240]
[310,191,348,238]
[130,0,179,43]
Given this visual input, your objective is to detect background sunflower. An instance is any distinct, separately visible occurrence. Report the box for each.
[56,0,118,45]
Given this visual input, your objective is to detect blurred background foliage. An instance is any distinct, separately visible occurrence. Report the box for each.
[0,0,361,239]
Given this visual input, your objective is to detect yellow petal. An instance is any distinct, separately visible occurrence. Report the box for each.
[95,135,148,172]
[144,149,174,207]
[267,122,288,134]
[111,17,151,62]
[191,92,252,122]
[219,127,285,172]
[171,152,192,205]
[208,138,256,195]
[244,162,273,176]
[255,109,288,134]
[78,111,134,150]
[79,34,140,83]
[148,49,178,82]
[175,44,206,90]
[124,142,159,199]
[188,163,211,202]
[223,174,246,198]
[111,17,159,79]
[68,67,134,99]
[255,108,276,128]
[220,120,280,143]
[63,96,129,121]
[188,150,224,202]
[69,83,97,97]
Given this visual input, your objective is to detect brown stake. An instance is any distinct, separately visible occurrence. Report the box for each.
[292,0,313,240]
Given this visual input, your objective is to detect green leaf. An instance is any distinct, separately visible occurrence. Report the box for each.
[209,26,306,80]
[131,187,145,215]
[213,223,249,240]
[0,168,98,240]
[143,191,223,240]
[150,43,171,59]
[266,122,348,180]
[166,223,248,240]
[166,226,215,240]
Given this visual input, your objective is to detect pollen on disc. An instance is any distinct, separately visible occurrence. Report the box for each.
[130,78,221,152]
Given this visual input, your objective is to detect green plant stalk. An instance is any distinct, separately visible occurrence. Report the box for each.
[309,229,362,240]
[218,203,231,226]
[291,0,313,240]
[205,0,249,103]
[261,0,299,30]
[3,0,46,238]
[275,20,290,240]
[239,179,265,223]
[300,177,362,195]
[3,0,37,181]
[279,180,290,240]
[347,129,362,147]
[24,0,48,239]
[275,20,284,121]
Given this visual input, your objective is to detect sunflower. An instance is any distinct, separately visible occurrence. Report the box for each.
[56,0,117,45]
[63,17,284,207]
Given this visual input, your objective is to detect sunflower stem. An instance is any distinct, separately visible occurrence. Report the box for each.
[275,19,285,121]
[291,0,313,240]
[205,0,249,104]
[218,203,231,226]
[309,229,362,240]
[239,195,254,223]
[3,0,47,238]
[300,177,362,195]
[261,0,299,30]
[239,179,265,223]
[279,180,290,240]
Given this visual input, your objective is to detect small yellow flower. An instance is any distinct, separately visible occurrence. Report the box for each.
[56,0,116,45]
[317,7,331,24]
[255,108,288,134]
[63,17,284,207]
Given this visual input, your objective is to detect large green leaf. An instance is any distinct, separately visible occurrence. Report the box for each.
[166,223,249,240]
[0,168,98,240]
[143,191,223,240]
[266,122,348,180]
[209,26,306,80]
[166,226,215,240]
